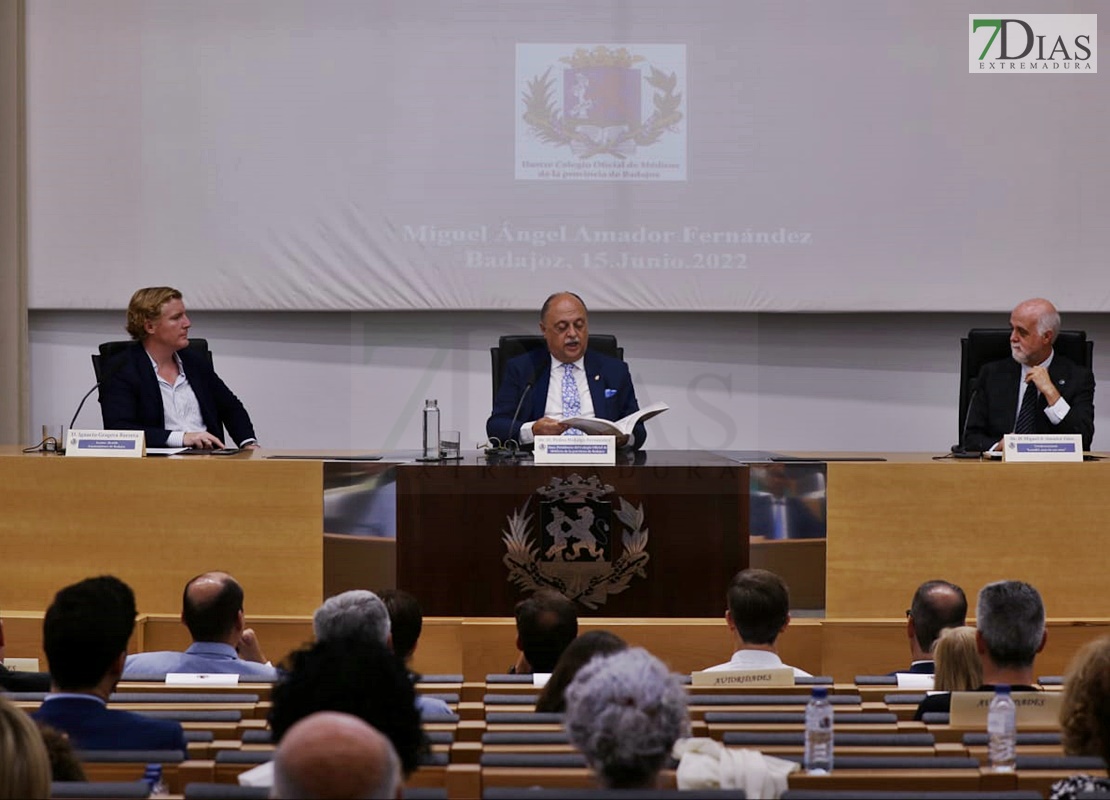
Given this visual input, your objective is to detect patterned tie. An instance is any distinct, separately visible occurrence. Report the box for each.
[1014,382,1039,434]
[561,363,585,435]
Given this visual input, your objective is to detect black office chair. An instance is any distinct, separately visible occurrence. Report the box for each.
[92,338,214,384]
[490,334,623,403]
[958,328,1092,440]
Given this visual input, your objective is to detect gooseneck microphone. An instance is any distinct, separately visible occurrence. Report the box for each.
[951,386,982,458]
[488,363,545,460]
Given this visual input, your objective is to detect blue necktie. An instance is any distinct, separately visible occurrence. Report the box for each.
[1014,383,1038,434]
[561,363,585,435]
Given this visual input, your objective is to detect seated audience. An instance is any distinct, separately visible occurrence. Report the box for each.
[932,626,983,692]
[124,571,277,679]
[0,695,51,799]
[37,724,85,782]
[897,579,967,674]
[703,568,812,676]
[915,580,1045,719]
[240,637,427,789]
[379,589,453,718]
[315,589,450,719]
[564,647,690,789]
[1050,635,1110,799]
[0,615,50,692]
[535,630,627,713]
[272,711,403,800]
[510,589,579,674]
[32,576,186,752]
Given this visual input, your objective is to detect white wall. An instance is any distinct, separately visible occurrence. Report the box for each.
[28,310,1110,453]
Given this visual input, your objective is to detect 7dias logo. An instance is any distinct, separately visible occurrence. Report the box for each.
[969,15,1097,73]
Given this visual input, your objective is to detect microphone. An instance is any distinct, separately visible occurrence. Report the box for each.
[62,352,127,453]
[951,385,982,458]
[488,364,545,459]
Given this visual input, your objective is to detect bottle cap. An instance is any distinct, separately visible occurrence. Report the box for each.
[811,686,829,699]
[994,684,1012,694]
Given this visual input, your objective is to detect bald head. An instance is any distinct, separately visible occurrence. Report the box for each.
[1010,298,1060,366]
[272,712,401,800]
[182,571,244,643]
[908,580,968,659]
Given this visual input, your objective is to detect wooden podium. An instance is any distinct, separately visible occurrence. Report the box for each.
[395,450,747,617]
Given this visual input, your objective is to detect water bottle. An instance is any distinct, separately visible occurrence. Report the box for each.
[987,684,1017,772]
[143,763,167,796]
[422,399,440,460]
[804,685,834,774]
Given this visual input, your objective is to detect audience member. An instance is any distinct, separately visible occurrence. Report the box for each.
[932,626,982,692]
[564,647,689,789]
[37,724,86,782]
[379,589,453,718]
[100,286,259,449]
[898,579,968,674]
[272,711,402,800]
[32,576,186,752]
[238,637,427,789]
[915,580,1045,718]
[1050,635,1110,800]
[314,589,450,719]
[0,615,50,692]
[0,695,51,799]
[535,630,628,713]
[510,589,579,674]
[702,568,811,676]
[124,571,276,678]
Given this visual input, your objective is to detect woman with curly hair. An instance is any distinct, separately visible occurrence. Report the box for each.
[1050,635,1110,800]
[564,647,689,789]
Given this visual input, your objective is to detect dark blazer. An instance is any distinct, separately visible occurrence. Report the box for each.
[32,695,187,751]
[486,347,646,450]
[962,353,1095,452]
[99,341,256,448]
[749,494,825,539]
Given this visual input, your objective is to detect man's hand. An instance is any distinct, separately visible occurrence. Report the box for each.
[236,628,267,664]
[1025,365,1060,405]
[532,417,570,437]
[183,431,226,449]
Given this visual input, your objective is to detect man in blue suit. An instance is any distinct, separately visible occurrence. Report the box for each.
[486,292,646,450]
[99,286,258,450]
[33,576,187,752]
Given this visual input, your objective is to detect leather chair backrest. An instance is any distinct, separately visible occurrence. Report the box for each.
[489,334,623,403]
[92,338,213,385]
[958,328,1092,439]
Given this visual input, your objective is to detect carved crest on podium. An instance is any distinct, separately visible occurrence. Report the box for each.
[502,474,650,609]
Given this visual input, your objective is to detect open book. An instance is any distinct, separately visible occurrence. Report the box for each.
[558,401,669,437]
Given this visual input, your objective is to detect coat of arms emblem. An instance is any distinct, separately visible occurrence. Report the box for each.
[502,474,650,609]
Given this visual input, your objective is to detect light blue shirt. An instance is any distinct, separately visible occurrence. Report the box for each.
[123,641,279,679]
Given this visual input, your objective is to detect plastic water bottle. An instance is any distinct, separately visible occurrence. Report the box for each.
[804,685,834,774]
[422,399,440,460]
[143,763,167,796]
[988,684,1017,772]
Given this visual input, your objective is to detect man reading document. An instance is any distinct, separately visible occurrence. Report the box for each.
[486,292,648,451]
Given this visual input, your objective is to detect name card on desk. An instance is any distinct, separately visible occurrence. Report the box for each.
[1003,433,1083,462]
[165,672,240,686]
[65,429,145,458]
[949,690,1061,726]
[691,667,795,688]
[534,435,616,464]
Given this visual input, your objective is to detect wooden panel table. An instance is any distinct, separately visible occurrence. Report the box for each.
[0,447,323,616]
[396,450,747,617]
[823,453,1110,618]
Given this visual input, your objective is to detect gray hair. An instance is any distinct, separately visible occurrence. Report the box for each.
[313,590,391,646]
[563,647,689,789]
[976,580,1045,669]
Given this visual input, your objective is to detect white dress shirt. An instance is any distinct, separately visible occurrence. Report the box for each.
[519,356,595,444]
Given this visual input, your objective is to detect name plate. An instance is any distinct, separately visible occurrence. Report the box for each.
[534,435,616,465]
[3,657,40,672]
[948,690,1061,726]
[165,672,241,686]
[1003,433,1083,462]
[66,429,145,458]
[895,672,935,690]
[691,667,795,688]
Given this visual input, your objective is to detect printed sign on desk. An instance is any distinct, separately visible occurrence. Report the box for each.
[534,435,616,464]
[1002,433,1083,462]
[65,429,145,458]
